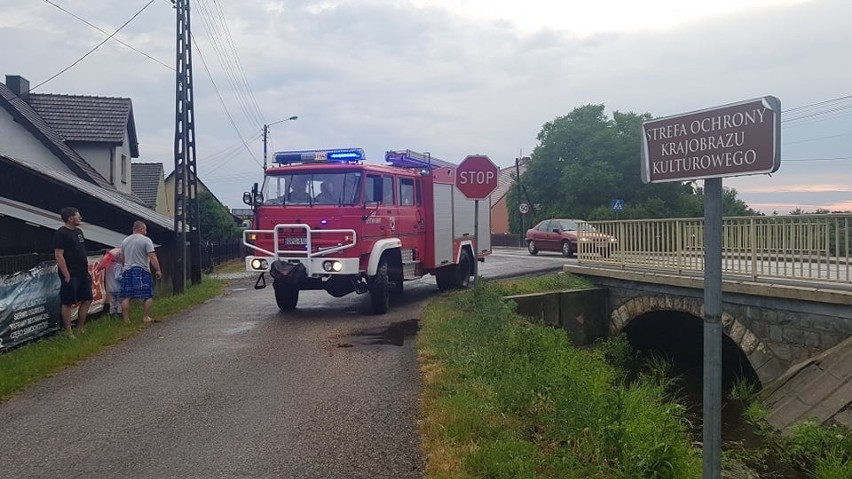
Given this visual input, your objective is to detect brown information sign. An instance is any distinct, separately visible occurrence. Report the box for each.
[641,96,781,183]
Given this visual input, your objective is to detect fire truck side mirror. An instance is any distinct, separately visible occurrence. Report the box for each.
[245,182,264,207]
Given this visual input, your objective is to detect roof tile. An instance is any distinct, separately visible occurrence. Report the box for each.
[490,160,528,204]
[131,163,164,209]
[26,94,138,156]
[0,83,111,188]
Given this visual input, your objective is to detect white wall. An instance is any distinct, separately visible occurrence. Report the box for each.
[72,143,111,178]
[0,108,75,174]
[69,131,133,194]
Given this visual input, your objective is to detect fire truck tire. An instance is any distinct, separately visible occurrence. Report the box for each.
[274,283,299,311]
[457,249,472,288]
[436,248,472,291]
[370,260,390,314]
[390,267,404,296]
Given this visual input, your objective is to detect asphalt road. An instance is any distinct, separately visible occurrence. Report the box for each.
[0,248,568,479]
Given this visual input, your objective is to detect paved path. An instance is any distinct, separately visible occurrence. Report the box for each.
[0,250,568,478]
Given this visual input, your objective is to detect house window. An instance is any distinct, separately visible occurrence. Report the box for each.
[121,154,127,184]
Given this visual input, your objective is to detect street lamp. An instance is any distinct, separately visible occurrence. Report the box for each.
[263,115,298,169]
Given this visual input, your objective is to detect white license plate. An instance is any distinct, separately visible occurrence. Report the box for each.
[284,237,307,245]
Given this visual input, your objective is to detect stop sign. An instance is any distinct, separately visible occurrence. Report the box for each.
[456,154,498,200]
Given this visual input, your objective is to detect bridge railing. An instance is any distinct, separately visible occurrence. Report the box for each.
[577,214,852,284]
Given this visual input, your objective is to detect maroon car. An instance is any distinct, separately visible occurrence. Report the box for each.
[525,219,616,257]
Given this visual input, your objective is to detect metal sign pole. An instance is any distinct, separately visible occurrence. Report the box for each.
[703,177,723,479]
[473,199,479,286]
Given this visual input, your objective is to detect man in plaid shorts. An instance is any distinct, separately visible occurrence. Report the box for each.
[120,220,162,323]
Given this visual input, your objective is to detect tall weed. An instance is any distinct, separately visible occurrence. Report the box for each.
[418,277,702,478]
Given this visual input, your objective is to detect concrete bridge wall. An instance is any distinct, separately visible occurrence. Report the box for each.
[510,267,851,388]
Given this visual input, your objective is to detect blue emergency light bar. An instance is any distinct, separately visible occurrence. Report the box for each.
[385,149,456,170]
[274,148,365,165]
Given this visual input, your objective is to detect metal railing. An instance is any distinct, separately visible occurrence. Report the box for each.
[0,253,57,276]
[577,214,852,284]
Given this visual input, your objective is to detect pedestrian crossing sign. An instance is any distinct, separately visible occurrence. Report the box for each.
[612,199,624,212]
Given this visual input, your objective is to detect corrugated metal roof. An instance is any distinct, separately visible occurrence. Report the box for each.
[131,162,164,209]
[0,154,173,231]
[0,82,112,189]
[0,196,144,247]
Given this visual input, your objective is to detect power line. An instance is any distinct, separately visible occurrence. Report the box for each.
[783,132,851,145]
[784,156,852,162]
[211,0,265,127]
[204,131,264,175]
[32,0,156,90]
[191,32,261,168]
[42,0,173,71]
[782,94,852,114]
[784,104,852,123]
[194,0,265,130]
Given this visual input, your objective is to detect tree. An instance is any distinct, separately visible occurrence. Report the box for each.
[198,190,240,241]
[508,104,760,233]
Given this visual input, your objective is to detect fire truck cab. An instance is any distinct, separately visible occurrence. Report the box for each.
[242,148,491,314]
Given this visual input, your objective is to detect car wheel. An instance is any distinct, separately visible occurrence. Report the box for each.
[527,240,538,255]
[561,240,575,258]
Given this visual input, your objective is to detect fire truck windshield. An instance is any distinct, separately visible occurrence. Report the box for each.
[262,171,362,206]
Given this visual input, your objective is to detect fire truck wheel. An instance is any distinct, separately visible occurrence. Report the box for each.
[370,261,390,314]
[527,240,539,255]
[390,267,404,296]
[457,249,472,288]
[436,249,472,291]
[274,283,299,311]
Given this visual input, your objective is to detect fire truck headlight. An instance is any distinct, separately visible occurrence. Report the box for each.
[250,258,268,270]
[323,260,343,272]
[247,233,257,242]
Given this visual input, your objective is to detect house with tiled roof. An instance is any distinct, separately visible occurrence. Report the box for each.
[27,92,138,194]
[132,162,170,216]
[0,74,174,267]
[489,158,528,235]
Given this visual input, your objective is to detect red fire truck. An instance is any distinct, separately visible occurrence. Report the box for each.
[241,148,491,314]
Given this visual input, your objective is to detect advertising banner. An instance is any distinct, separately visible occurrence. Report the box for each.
[0,256,106,350]
[0,263,61,350]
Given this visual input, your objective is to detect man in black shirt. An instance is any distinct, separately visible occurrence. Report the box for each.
[53,207,93,337]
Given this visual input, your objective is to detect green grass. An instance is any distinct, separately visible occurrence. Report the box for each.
[212,258,247,274]
[0,277,225,402]
[786,420,852,479]
[733,379,851,479]
[418,273,702,478]
[489,272,593,296]
[729,376,761,402]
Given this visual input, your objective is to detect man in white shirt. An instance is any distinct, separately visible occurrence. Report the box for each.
[119,220,162,323]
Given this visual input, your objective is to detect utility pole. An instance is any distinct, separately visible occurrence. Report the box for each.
[263,116,298,170]
[172,0,201,293]
[516,155,523,247]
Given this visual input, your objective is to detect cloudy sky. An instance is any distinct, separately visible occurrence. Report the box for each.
[2,0,850,213]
